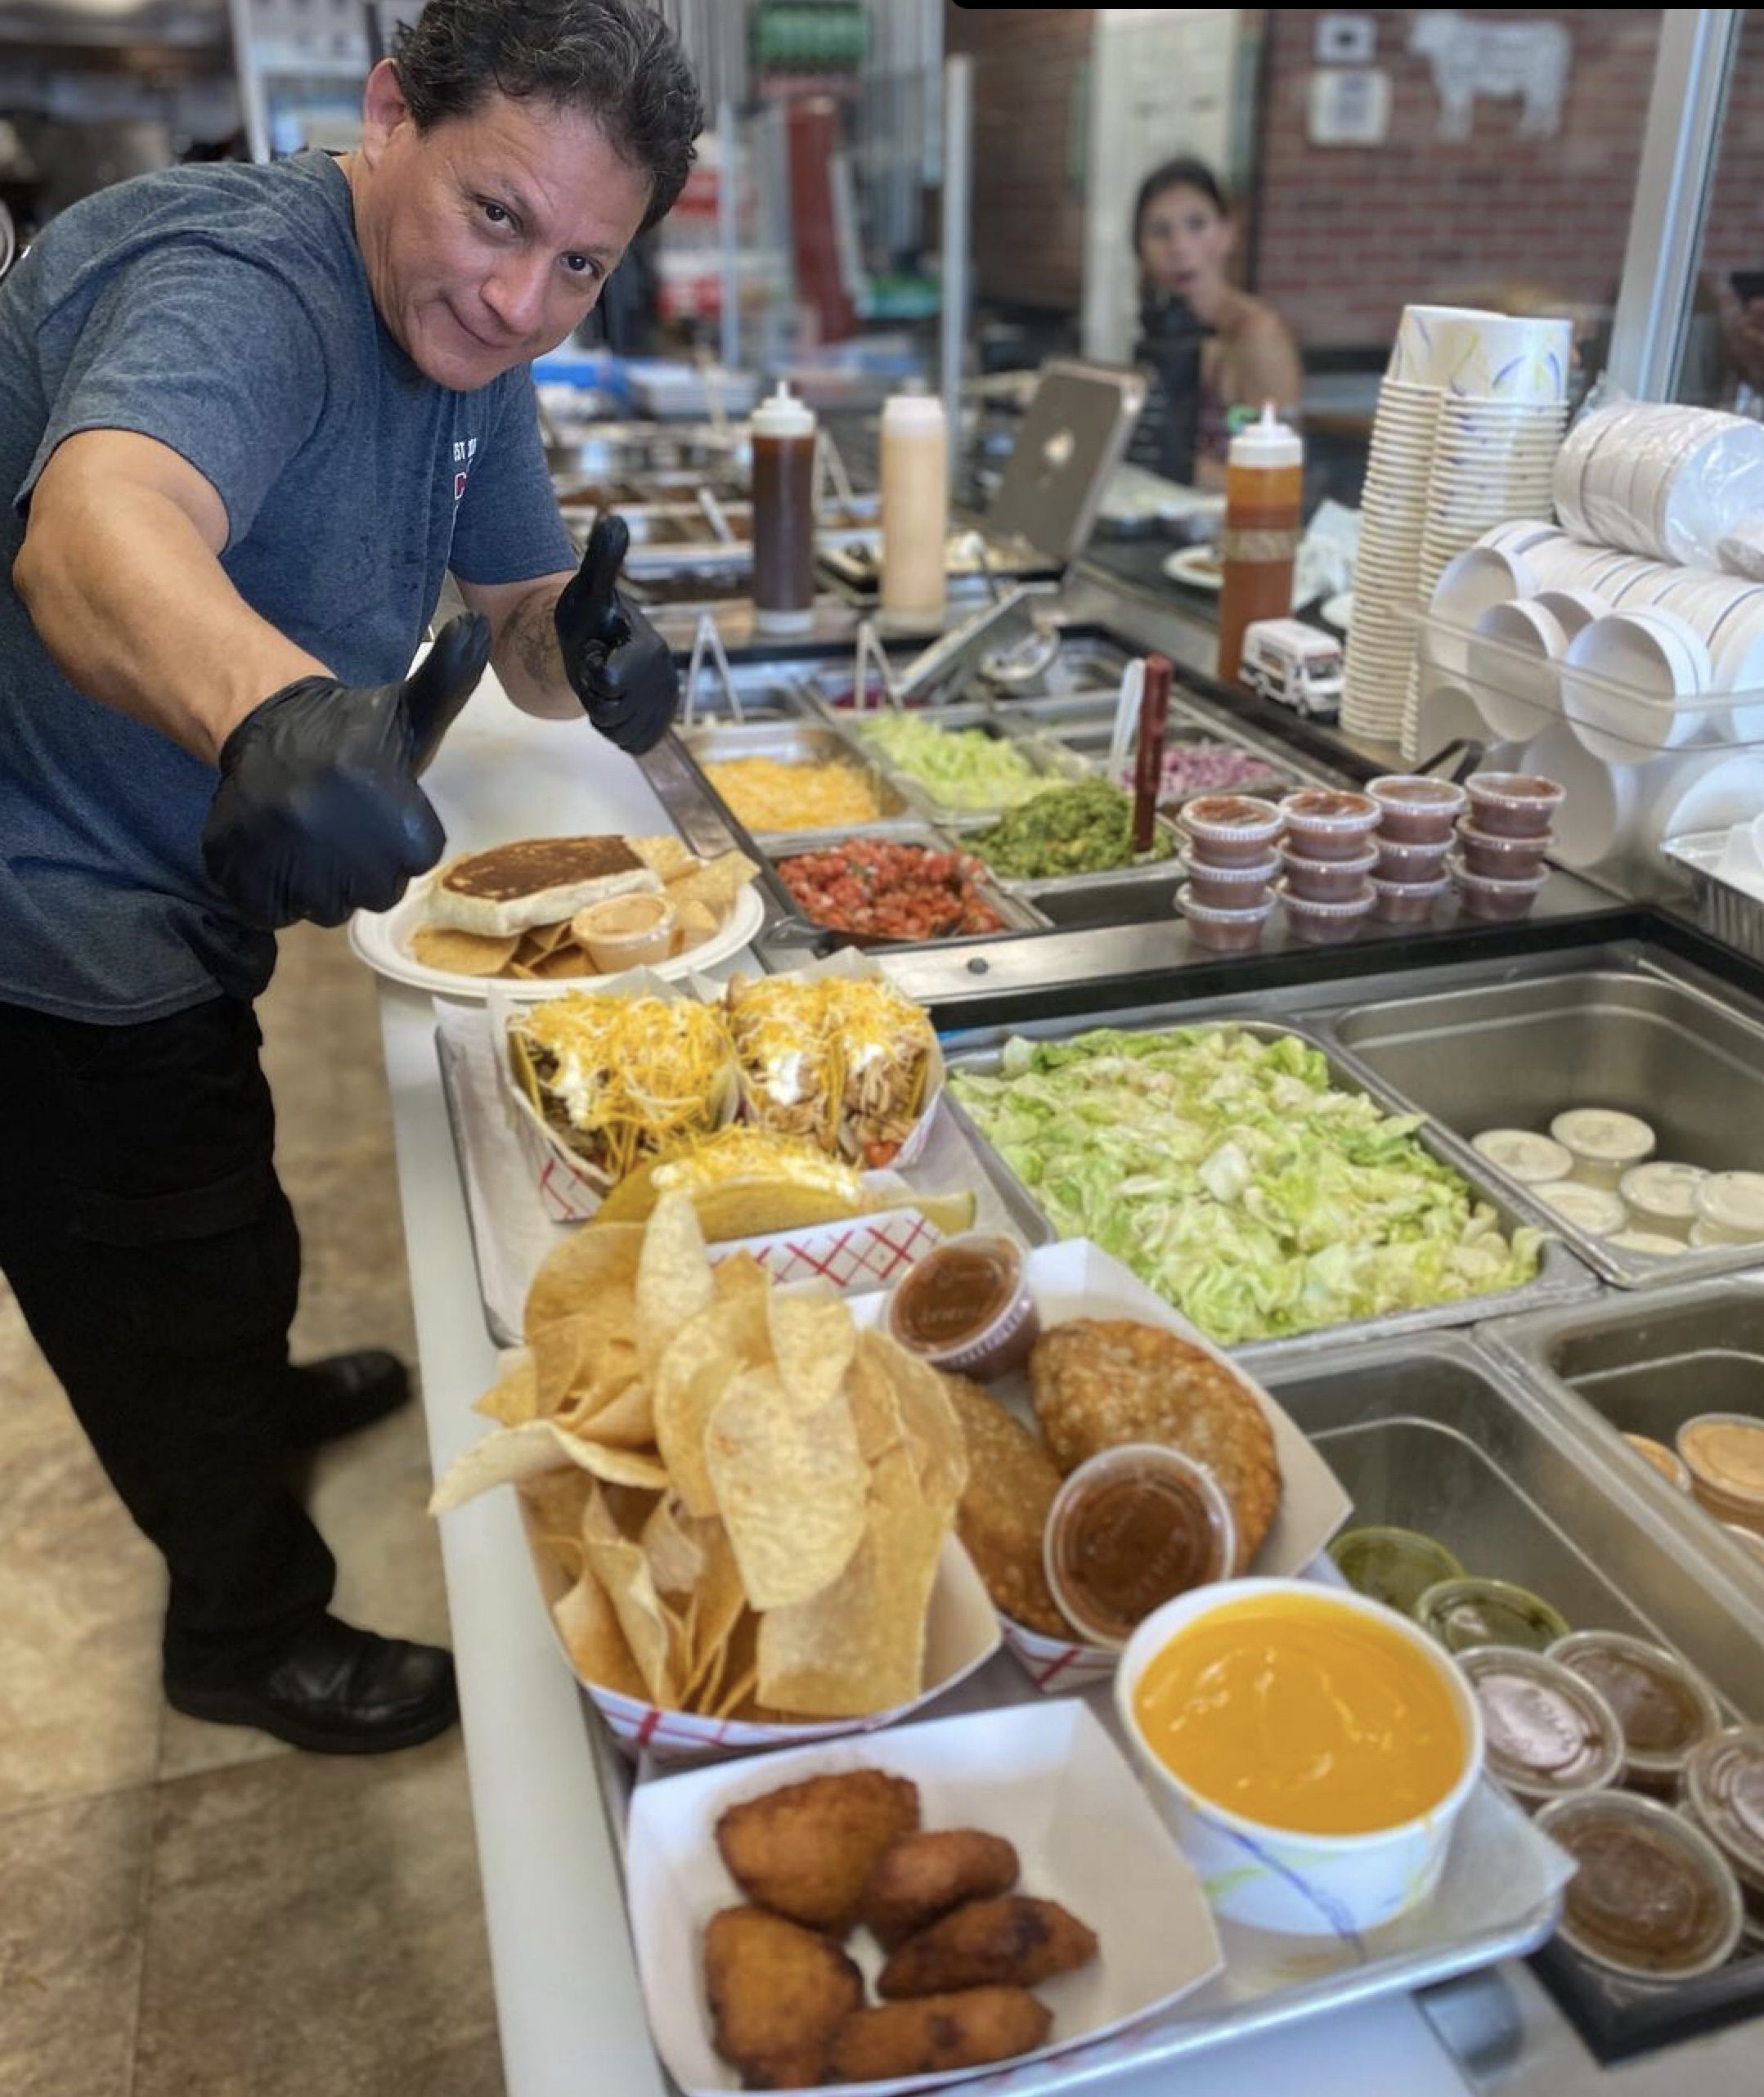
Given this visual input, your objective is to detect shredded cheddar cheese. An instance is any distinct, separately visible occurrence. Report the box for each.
[702,757,883,833]
[512,994,737,1180]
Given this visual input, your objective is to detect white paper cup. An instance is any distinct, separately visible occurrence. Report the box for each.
[1116,1578,1484,1938]
[1561,610,1712,764]
[1466,597,1568,743]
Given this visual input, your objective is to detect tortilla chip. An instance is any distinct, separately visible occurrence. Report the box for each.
[641,1494,711,1596]
[523,918,573,957]
[525,1221,645,1336]
[519,1468,598,1577]
[665,850,759,914]
[767,1288,857,1417]
[474,1348,541,1426]
[581,1487,684,1704]
[409,926,522,977]
[653,1313,744,1519]
[683,1528,748,1706]
[634,1191,716,1384]
[702,1367,867,1609]
[428,1418,666,1513]
[756,1443,945,1717]
[552,1562,649,1700]
[533,943,595,980]
[630,834,699,880]
[556,1376,653,1449]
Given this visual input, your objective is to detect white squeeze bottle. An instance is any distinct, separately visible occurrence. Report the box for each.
[880,388,949,624]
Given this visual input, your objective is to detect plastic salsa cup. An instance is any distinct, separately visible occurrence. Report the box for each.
[1176,849,1278,910]
[1415,1574,1570,1654]
[1547,1628,1724,1794]
[1328,1525,1466,1616]
[1676,1412,1764,1535]
[1376,833,1454,883]
[1370,874,1451,925]
[1178,795,1286,866]
[1044,1444,1237,1649]
[1276,877,1376,945]
[1277,788,1380,860]
[1536,1789,1744,1982]
[1280,841,1379,902]
[1367,775,1468,844]
[1456,1645,1626,1810]
[1178,885,1274,954]
[885,1233,1039,1381]
[1680,1725,1764,1935]
[1464,772,1565,838]
[1448,852,1548,922]
[1455,820,1551,881]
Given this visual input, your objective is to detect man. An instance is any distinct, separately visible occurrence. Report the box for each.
[0,0,702,1753]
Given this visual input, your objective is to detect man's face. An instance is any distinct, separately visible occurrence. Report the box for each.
[354,62,653,390]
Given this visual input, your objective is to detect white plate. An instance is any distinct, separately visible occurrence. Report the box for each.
[626,1699,1226,2097]
[348,875,765,1000]
[1164,546,1224,592]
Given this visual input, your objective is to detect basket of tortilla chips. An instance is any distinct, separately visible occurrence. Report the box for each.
[429,1193,999,1759]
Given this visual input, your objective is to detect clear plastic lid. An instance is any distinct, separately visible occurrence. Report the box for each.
[1550,1107,1657,1170]
[1682,1726,1764,1891]
[1548,1629,1724,1780]
[1044,1444,1237,1649]
[1694,1170,1764,1239]
[1537,1789,1745,1981]
[1456,1646,1625,1803]
[1618,1161,1708,1224]
[1415,1574,1570,1654]
[1327,1524,1466,1616]
[1530,1181,1630,1235]
[1676,1412,1764,1514]
[1472,1129,1575,1184]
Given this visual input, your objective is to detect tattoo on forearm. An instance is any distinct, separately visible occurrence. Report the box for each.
[507,590,565,690]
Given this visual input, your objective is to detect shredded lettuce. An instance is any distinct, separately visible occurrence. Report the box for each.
[950,1026,1542,1345]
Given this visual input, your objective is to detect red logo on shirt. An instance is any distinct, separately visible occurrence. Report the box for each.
[454,471,469,501]
[451,435,478,505]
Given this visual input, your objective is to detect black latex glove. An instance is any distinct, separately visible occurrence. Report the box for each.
[554,513,679,754]
[201,613,491,930]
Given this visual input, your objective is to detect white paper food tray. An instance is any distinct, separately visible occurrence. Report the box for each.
[625,1699,1225,2096]
[851,1242,1353,1692]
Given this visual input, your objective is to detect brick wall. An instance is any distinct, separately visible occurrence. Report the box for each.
[1255,9,1661,351]
[945,7,1094,311]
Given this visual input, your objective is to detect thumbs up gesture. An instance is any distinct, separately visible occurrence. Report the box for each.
[555,514,679,754]
[201,613,491,928]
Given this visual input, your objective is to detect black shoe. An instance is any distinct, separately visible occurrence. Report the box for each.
[164,1614,459,1755]
[288,1349,411,1448]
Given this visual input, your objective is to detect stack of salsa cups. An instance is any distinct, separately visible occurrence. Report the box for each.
[1275,788,1383,943]
[1366,775,1466,923]
[1175,794,1285,951]
[1449,771,1564,920]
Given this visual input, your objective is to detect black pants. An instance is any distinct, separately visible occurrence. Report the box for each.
[0,994,334,1679]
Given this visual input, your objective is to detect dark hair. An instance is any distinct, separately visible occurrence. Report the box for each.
[393,0,703,230]
[1132,157,1228,252]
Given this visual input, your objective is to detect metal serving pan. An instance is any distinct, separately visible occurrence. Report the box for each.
[1314,966,1764,1291]
[1480,1276,1764,1614]
[677,719,917,840]
[940,1013,1595,1363]
[1266,1329,1764,2060]
[842,712,1094,827]
[759,820,1048,952]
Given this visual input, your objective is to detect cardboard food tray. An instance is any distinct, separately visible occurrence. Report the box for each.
[625,1701,1226,2096]
[846,1242,1353,1692]
[434,999,1043,1347]
[599,1567,1573,2096]
[491,950,947,1223]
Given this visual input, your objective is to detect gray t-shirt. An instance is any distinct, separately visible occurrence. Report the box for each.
[0,149,576,1022]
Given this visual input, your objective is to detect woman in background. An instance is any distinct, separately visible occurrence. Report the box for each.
[1130,156,1302,488]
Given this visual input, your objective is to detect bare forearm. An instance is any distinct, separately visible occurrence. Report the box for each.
[492,582,582,720]
[15,479,329,764]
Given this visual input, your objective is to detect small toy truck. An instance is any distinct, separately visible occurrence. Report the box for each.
[1240,617,1344,720]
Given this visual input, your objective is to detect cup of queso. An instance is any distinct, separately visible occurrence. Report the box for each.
[1115,1577,1484,1936]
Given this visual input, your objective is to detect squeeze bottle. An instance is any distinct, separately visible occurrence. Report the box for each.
[751,381,817,632]
[879,388,949,625]
[1215,403,1304,685]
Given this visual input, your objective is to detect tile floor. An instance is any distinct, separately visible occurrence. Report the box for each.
[0,926,505,2097]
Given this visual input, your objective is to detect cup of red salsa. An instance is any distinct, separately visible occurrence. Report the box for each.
[1043,1444,1237,1649]
[884,1234,1039,1380]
